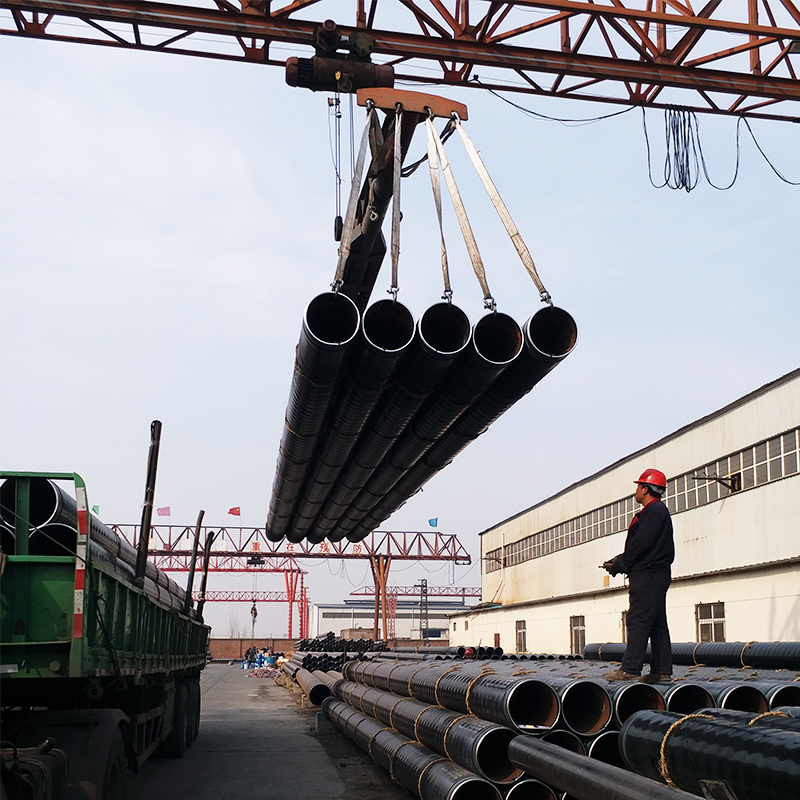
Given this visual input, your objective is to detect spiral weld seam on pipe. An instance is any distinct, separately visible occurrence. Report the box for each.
[0,477,188,610]
[618,709,800,800]
[322,697,501,800]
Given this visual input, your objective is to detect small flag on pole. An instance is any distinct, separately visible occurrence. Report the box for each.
[157,507,171,516]
[428,517,438,527]
[91,505,100,515]
[228,507,241,516]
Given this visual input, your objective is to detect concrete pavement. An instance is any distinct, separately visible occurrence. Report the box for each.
[126,663,411,800]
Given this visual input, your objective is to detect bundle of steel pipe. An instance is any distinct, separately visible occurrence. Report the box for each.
[507,735,697,800]
[341,659,561,732]
[294,668,331,706]
[619,709,800,800]
[294,632,387,652]
[287,651,358,673]
[584,641,800,670]
[0,477,188,611]
[342,307,577,542]
[322,697,501,800]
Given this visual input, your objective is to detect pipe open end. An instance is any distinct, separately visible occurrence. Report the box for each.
[473,312,522,365]
[305,292,360,346]
[769,684,800,708]
[665,683,714,714]
[363,299,415,353]
[719,685,769,713]
[30,523,78,557]
[540,730,585,755]
[587,731,625,768]
[449,777,503,800]
[561,681,611,735]
[614,683,666,725]
[505,780,557,800]
[475,727,524,783]
[508,680,560,730]
[525,306,578,360]
[1,477,62,529]
[418,302,471,355]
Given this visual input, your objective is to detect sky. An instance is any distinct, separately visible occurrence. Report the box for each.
[2,27,799,639]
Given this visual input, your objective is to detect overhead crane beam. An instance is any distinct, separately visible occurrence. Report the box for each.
[349,585,481,598]
[2,1,799,119]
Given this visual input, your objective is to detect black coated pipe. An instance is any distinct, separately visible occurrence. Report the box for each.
[586,731,625,769]
[584,641,800,670]
[508,735,696,800]
[344,306,577,541]
[135,419,162,583]
[661,682,714,715]
[295,668,331,706]
[711,682,769,712]
[266,292,360,542]
[543,678,611,735]
[539,730,584,755]
[183,509,204,616]
[608,682,665,726]
[619,709,800,800]
[195,529,215,621]
[320,302,471,542]
[292,299,415,543]
[338,312,522,539]
[502,779,557,800]
[698,707,800,732]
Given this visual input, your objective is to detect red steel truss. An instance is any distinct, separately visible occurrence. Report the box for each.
[349,585,480,598]
[2,1,799,120]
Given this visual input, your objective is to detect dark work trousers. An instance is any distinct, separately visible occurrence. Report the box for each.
[621,571,673,675]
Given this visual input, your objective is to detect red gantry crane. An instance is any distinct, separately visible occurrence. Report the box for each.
[1,1,799,120]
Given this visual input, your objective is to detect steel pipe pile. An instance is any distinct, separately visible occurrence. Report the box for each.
[294,668,331,706]
[619,709,800,800]
[322,697,501,800]
[344,307,577,542]
[332,678,522,783]
[294,632,387,652]
[584,641,800,670]
[507,735,697,800]
[0,477,188,611]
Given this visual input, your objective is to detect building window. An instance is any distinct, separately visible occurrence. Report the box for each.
[621,610,628,643]
[453,622,457,631]
[515,620,527,654]
[570,616,586,656]
[494,633,501,647]
[696,602,726,643]
[464,620,469,631]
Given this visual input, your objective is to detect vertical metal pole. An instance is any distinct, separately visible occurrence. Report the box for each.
[183,509,204,616]
[370,557,380,641]
[196,530,215,621]
[419,578,429,642]
[135,420,162,584]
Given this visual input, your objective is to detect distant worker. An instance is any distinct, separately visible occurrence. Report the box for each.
[603,469,674,683]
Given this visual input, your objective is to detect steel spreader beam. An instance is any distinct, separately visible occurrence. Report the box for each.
[194,589,302,602]
[111,524,472,564]
[1,0,799,120]
[349,585,480,597]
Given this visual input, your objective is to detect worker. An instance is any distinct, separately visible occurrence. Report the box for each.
[602,468,674,683]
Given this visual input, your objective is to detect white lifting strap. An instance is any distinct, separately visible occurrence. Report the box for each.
[424,116,452,301]
[454,117,552,306]
[426,117,496,311]
[389,104,402,300]
[334,103,377,289]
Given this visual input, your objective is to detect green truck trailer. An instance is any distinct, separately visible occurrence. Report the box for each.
[0,472,210,800]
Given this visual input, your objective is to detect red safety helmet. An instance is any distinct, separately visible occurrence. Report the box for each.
[634,469,667,489]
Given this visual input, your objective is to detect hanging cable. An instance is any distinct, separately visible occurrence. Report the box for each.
[427,117,496,311]
[424,113,452,302]
[401,119,456,177]
[328,94,343,239]
[334,102,378,290]
[389,103,403,300]
[453,115,552,305]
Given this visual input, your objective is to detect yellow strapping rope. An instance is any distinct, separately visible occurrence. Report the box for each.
[659,714,714,787]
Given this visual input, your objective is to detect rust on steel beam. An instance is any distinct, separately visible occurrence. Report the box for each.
[111,524,473,563]
[2,0,799,120]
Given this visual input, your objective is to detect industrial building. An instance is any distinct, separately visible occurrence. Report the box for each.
[309,596,475,640]
[450,368,800,655]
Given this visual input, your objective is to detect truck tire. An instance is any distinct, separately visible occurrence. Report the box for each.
[103,729,127,800]
[162,684,188,758]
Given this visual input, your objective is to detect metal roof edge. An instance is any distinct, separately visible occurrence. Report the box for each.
[479,367,800,537]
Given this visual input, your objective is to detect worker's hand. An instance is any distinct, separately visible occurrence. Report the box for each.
[602,558,620,575]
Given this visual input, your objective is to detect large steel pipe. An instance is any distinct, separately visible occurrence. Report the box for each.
[698,707,800,732]
[318,302,471,541]
[265,291,360,542]
[584,641,800,670]
[619,709,800,800]
[295,668,332,706]
[660,682,714,715]
[541,678,612,736]
[291,299,415,542]
[344,306,577,541]
[503,779,557,800]
[608,682,665,727]
[711,682,769,712]
[508,735,696,800]
[337,312,522,539]
[586,731,625,769]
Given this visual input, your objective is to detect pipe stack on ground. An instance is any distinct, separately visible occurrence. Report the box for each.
[295,631,388,652]
[266,292,577,544]
[0,476,188,613]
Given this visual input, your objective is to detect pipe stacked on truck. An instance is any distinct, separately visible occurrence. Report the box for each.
[265,292,577,543]
[0,476,189,613]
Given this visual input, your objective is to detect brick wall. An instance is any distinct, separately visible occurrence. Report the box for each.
[209,638,295,659]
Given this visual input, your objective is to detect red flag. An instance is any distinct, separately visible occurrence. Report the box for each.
[157,506,171,516]
[228,507,241,516]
